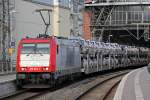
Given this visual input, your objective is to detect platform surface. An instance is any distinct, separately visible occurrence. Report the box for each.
[0,74,16,83]
[114,67,150,100]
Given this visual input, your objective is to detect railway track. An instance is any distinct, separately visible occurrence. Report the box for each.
[0,69,131,100]
[103,81,120,100]
[0,89,49,100]
[76,72,126,100]
[30,70,130,100]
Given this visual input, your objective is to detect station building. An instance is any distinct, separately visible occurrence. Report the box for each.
[14,0,83,38]
[10,0,84,61]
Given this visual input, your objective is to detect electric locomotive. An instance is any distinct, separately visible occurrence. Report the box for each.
[16,36,81,88]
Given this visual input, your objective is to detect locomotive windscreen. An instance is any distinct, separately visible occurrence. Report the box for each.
[20,43,50,67]
[21,43,49,54]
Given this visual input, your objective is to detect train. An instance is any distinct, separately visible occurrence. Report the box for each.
[16,35,150,88]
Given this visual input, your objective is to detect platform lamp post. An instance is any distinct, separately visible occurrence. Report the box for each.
[9,10,16,72]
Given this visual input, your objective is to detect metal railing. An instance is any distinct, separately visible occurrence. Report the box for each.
[0,60,16,75]
[96,0,150,3]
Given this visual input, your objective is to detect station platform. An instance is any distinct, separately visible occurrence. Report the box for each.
[0,73,16,83]
[0,73,16,97]
[114,66,150,100]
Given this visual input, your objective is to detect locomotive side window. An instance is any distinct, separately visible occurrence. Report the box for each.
[57,45,59,54]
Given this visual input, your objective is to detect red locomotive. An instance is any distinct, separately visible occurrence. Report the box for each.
[16,36,81,88]
[17,37,56,73]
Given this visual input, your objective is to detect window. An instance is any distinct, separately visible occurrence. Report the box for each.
[21,44,35,54]
[59,0,69,8]
[36,44,50,54]
[21,43,50,54]
[24,0,53,5]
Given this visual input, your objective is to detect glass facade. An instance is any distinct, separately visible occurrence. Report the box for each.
[106,6,150,25]
[90,0,150,26]
[30,0,70,8]
[97,0,150,2]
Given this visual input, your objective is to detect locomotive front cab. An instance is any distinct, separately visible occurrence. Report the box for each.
[16,37,57,88]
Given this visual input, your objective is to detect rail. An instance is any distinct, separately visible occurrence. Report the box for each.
[0,88,50,100]
[76,71,128,100]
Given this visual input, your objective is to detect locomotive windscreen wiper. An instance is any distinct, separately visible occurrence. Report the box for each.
[26,50,43,56]
[35,51,44,56]
[26,50,36,56]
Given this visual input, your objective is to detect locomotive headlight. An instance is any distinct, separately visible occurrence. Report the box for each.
[22,68,25,71]
[43,67,48,71]
[21,67,26,71]
[45,68,49,70]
